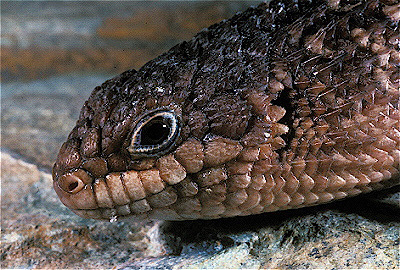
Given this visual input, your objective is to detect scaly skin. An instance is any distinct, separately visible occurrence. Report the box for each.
[53,0,400,221]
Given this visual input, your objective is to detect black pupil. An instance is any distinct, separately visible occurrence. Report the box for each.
[140,117,170,145]
[68,182,78,192]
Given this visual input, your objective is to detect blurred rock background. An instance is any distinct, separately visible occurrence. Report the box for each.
[2,1,257,83]
[1,1,399,269]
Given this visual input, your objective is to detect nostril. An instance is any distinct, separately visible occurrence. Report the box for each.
[58,174,84,193]
[57,169,92,194]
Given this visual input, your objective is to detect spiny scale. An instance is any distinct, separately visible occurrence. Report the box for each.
[53,0,400,221]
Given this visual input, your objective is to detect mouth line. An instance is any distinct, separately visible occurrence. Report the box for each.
[70,182,169,211]
[56,166,185,221]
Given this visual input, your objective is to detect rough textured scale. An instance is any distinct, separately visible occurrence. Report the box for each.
[53,0,400,221]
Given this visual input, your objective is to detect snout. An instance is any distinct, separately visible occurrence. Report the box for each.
[53,169,98,211]
[53,154,188,221]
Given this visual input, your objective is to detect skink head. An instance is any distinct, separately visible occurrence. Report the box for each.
[53,0,399,221]
[52,59,268,221]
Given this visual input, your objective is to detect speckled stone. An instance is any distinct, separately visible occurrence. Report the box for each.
[121,205,399,269]
[1,151,168,269]
[2,149,398,269]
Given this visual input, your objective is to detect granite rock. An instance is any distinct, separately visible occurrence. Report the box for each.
[2,150,399,269]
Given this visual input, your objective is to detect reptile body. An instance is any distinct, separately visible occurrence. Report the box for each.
[53,0,400,221]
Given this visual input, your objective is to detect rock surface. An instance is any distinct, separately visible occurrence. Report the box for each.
[2,150,399,269]
[1,1,399,269]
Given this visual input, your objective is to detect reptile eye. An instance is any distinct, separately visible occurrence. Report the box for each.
[128,110,180,157]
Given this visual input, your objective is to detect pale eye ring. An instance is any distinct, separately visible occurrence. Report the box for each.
[128,110,180,157]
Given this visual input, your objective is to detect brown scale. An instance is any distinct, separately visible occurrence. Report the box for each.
[53,0,400,221]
